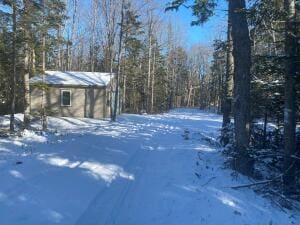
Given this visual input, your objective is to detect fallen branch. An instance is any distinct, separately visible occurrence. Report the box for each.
[228,180,275,189]
[227,153,298,190]
[227,174,282,189]
[201,176,216,187]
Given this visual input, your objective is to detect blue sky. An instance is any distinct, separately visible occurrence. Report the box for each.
[163,0,228,47]
[1,0,228,48]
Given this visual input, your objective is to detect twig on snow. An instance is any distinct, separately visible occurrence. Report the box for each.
[227,174,282,189]
[201,176,216,187]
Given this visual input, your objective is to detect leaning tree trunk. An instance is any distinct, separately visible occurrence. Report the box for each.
[229,0,253,175]
[283,0,297,189]
[221,15,234,146]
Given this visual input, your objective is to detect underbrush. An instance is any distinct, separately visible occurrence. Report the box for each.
[221,122,300,211]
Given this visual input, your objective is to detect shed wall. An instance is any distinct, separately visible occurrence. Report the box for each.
[30,85,109,119]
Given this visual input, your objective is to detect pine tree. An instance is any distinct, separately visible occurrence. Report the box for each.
[167,0,253,174]
[221,16,234,146]
[229,0,253,175]
[283,0,298,189]
[121,1,144,112]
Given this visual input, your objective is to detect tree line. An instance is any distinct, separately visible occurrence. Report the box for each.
[167,0,299,193]
[0,0,220,126]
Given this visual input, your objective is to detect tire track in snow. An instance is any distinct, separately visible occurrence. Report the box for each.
[74,130,154,225]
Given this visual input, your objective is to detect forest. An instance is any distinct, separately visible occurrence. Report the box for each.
[0,0,299,210]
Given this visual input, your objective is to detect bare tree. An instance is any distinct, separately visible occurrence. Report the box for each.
[90,0,98,72]
[68,0,77,70]
[99,0,120,119]
[112,0,125,121]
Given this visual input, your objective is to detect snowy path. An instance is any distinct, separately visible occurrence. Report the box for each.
[0,109,298,225]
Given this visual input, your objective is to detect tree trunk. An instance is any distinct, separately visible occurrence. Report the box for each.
[41,0,47,131]
[151,46,156,112]
[109,48,114,119]
[69,0,77,70]
[90,0,97,72]
[229,0,253,175]
[23,45,30,128]
[262,109,268,148]
[57,26,62,70]
[169,67,175,109]
[221,15,234,146]
[122,73,126,112]
[42,37,46,71]
[23,0,31,128]
[31,47,36,74]
[283,0,297,189]
[66,37,70,70]
[186,71,192,107]
[147,14,152,112]
[10,1,17,133]
[112,0,124,122]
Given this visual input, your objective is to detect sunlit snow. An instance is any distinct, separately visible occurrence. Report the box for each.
[0,109,298,225]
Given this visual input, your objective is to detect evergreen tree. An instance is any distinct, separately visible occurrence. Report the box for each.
[283,0,298,189]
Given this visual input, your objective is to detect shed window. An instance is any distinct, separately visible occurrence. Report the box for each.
[61,90,71,106]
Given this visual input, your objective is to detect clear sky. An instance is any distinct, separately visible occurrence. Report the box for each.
[163,0,228,47]
[1,0,228,48]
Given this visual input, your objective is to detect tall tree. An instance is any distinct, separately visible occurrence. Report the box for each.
[229,0,252,174]
[41,0,47,130]
[112,0,125,121]
[22,0,32,128]
[146,6,153,112]
[99,0,120,119]
[283,0,298,188]
[121,1,143,112]
[221,15,234,146]
[69,0,77,70]
[10,0,17,132]
[0,0,16,130]
[167,0,253,174]
[89,0,97,72]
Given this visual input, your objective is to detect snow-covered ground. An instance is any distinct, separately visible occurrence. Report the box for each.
[0,109,298,225]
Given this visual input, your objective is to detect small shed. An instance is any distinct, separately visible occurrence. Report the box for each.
[30,71,115,119]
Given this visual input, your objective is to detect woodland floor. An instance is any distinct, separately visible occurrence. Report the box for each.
[0,109,299,225]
